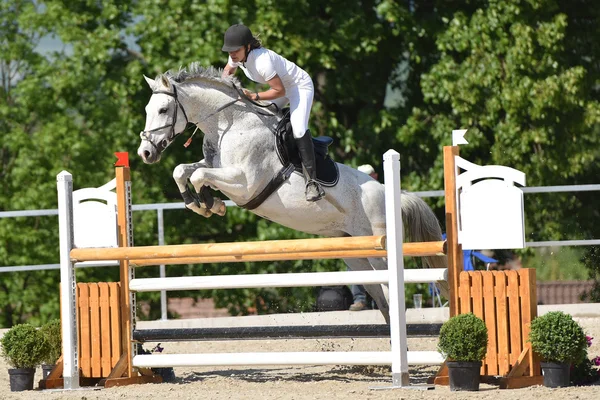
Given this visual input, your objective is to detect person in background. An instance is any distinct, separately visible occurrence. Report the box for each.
[348,164,379,311]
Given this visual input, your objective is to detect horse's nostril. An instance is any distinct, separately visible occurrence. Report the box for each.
[143,150,151,159]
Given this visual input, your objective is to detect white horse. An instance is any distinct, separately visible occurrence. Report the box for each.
[137,64,447,323]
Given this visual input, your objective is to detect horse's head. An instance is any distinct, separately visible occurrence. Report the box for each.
[137,75,189,164]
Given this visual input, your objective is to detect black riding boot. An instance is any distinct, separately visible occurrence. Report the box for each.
[295,131,325,202]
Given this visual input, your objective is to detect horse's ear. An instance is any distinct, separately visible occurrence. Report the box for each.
[160,75,171,90]
[144,75,156,89]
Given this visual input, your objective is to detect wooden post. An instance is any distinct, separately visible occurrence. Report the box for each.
[443,146,463,317]
[116,165,134,379]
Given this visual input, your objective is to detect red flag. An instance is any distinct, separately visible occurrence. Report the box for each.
[114,152,129,167]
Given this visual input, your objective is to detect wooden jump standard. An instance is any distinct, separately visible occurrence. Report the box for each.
[433,146,541,389]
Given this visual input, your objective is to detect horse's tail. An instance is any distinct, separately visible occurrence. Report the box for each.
[401,191,450,298]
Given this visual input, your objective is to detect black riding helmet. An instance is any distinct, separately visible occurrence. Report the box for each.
[222,24,254,52]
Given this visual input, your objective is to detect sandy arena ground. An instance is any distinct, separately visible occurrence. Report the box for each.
[0,317,598,400]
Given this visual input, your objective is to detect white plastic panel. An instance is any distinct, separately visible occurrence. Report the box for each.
[72,182,118,249]
[459,178,525,250]
[455,156,526,250]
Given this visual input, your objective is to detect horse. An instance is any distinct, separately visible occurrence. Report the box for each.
[136,63,447,324]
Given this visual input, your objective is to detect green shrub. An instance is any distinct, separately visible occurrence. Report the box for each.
[437,313,488,362]
[528,311,587,364]
[39,319,62,365]
[0,324,46,369]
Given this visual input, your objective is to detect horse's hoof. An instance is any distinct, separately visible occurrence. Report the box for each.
[213,202,226,217]
[185,203,213,218]
[198,209,213,218]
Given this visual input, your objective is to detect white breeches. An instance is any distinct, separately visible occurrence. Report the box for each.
[270,81,314,139]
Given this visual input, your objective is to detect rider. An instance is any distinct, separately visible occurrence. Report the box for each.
[221,23,325,202]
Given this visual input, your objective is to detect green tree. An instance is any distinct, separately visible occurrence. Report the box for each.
[0,0,148,326]
[2,0,600,327]
[398,0,600,298]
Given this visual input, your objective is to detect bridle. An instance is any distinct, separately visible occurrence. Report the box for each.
[140,81,278,153]
[139,85,190,153]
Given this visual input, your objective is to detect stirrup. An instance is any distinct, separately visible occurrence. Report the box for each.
[305,180,325,202]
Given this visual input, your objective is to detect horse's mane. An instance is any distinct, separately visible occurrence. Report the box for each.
[154,62,280,117]
[156,62,240,91]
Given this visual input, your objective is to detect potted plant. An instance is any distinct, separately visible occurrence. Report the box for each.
[0,323,46,391]
[39,319,61,380]
[529,311,587,388]
[437,313,488,391]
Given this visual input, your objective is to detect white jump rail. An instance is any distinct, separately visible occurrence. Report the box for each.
[58,149,447,390]
[128,269,448,292]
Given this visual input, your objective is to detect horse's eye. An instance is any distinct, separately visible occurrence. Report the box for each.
[158,107,168,114]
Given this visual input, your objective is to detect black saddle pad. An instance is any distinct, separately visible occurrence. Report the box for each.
[275,112,339,187]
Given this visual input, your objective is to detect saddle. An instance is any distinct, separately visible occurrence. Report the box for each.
[274,109,339,186]
[237,109,339,210]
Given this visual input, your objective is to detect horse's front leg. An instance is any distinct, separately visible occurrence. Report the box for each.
[188,166,248,217]
[173,161,214,217]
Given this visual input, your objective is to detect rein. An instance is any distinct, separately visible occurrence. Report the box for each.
[140,80,281,153]
[140,84,242,151]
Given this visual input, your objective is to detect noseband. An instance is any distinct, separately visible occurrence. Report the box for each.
[139,85,190,153]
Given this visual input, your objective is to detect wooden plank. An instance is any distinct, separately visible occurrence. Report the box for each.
[519,269,540,377]
[104,374,162,388]
[106,353,128,379]
[75,283,81,377]
[506,346,532,378]
[89,283,102,377]
[120,260,133,378]
[46,356,63,380]
[138,367,156,376]
[482,272,498,375]
[432,362,448,384]
[433,376,449,386]
[469,271,486,375]
[99,282,112,377]
[78,283,91,377]
[459,271,472,314]
[499,375,544,389]
[507,271,522,366]
[443,146,463,317]
[494,271,510,375]
[43,377,102,390]
[109,282,122,368]
[471,271,484,318]
[43,378,64,390]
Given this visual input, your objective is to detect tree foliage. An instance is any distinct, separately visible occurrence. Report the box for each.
[1,0,599,327]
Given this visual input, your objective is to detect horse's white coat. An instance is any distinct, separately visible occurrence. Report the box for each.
[137,67,447,323]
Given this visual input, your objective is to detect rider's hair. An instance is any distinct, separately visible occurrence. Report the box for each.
[248,36,262,51]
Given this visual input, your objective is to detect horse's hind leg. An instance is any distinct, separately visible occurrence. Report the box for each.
[343,258,390,324]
